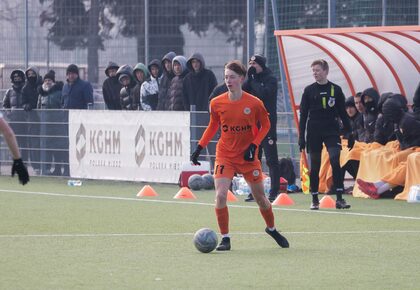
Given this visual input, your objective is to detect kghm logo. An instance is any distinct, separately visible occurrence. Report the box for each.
[76,124,86,163]
[135,125,146,166]
[221,124,252,133]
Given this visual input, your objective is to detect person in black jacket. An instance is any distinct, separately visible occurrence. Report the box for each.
[116,65,137,110]
[242,54,282,202]
[299,59,354,210]
[183,52,217,111]
[22,66,42,173]
[157,51,176,110]
[102,62,122,110]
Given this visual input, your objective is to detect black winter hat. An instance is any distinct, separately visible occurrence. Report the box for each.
[345,96,355,108]
[43,70,56,82]
[249,54,266,69]
[10,70,25,82]
[66,64,79,75]
[382,98,405,123]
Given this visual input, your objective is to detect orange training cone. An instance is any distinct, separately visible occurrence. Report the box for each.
[173,187,197,199]
[227,190,238,202]
[137,185,158,197]
[272,193,294,206]
[319,195,336,208]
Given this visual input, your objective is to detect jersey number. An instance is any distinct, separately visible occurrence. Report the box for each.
[215,165,225,175]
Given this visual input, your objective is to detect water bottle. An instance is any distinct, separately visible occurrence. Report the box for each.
[67,180,82,186]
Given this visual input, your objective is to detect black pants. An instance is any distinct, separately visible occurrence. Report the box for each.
[259,136,281,195]
[307,134,343,193]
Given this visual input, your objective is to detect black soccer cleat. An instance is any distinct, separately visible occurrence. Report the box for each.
[268,193,278,203]
[216,237,231,251]
[336,199,351,209]
[265,228,289,248]
[310,201,320,210]
[244,193,255,202]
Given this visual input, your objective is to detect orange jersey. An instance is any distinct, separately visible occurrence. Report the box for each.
[198,91,270,159]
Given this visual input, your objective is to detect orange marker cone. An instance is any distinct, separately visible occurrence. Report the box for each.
[319,195,336,208]
[227,190,238,202]
[272,193,294,206]
[173,187,197,199]
[137,185,158,197]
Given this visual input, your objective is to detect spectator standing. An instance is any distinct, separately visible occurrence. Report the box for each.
[299,59,354,210]
[157,51,176,110]
[22,66,43,173]
[168,55,188,111]
[132,63,149,110]
[102,62,122,110]
[242,54,282,202]
[140,59,162,111]
[116,65,137,110]
[62,64,94,109]
[37,70,66,176]
[183,52,217,111]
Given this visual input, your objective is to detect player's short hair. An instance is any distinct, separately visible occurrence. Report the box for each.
[311,59,329,71]
[224,60,247,77]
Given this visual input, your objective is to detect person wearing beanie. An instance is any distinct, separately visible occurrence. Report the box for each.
[102,61,122,110]
[37,70,66,175]
[157,51,176,110]
[62,64,94,109]
[3,70,25,109]
[298,59,354,210]
[167,55,188,111]
[242,54,281,203]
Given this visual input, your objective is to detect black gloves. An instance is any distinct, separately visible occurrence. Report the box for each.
[298,136,306,152]
[346,133,355,150]
[247,66,257,80]
[23,103,32,112]
[190,145,203,165]
[244,143,257,161]
[11,158,30,185]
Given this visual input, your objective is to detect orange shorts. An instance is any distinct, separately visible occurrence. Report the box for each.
[214,157,263,184]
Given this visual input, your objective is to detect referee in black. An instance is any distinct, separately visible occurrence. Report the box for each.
[243,54,281,202]
[299,59,354,210]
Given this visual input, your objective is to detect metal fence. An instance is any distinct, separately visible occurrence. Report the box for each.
[0,110,298,178]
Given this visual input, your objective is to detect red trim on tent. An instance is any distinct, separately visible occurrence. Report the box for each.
[292,35,356,96]
[339,33,406,97]
[274,25,420,36]
[391,31,420,44]
[317,34,378,90]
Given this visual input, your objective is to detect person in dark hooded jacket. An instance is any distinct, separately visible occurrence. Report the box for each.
[359,87,379,143]
[116,65,138,110]
[413,82,420,120]
[157,51,176,110]
[37,70,67,175]
[168,55,188,111]
[132,63,149,110]
[102,62,122,110]
[140,59,162,110]
[374,93,407,145]
[242,54,282,202]
[22,66,42,172]
[183,52,217,111]
[382,98,420,150]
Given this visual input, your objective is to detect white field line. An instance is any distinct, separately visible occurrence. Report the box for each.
[1,189,420,221]
[1,230,420,239]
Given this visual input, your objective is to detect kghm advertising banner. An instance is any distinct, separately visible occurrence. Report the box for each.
[69,110,190,183]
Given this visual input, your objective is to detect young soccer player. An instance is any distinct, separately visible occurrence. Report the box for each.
[190,60,289,251]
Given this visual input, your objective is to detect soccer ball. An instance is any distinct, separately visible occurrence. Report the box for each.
[201,173,215,190]
[193,228,218,253]
[188,174,204,190]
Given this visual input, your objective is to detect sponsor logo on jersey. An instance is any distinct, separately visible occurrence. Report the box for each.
[244,107,251,115]
[221,124,252,133]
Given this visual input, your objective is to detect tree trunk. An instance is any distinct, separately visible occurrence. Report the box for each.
[87,0,100,84]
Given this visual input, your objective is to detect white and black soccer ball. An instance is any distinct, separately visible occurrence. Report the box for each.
[201,173,215,190]
[188,174,204,190]
[193,228,218,253]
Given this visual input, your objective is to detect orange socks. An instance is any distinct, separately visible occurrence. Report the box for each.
[215,206,229,235]
[259,204,275,229]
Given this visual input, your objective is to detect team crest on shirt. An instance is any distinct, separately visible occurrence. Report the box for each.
[328,97,335,107]
[244,107,251,114]
[253,170,260,177]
